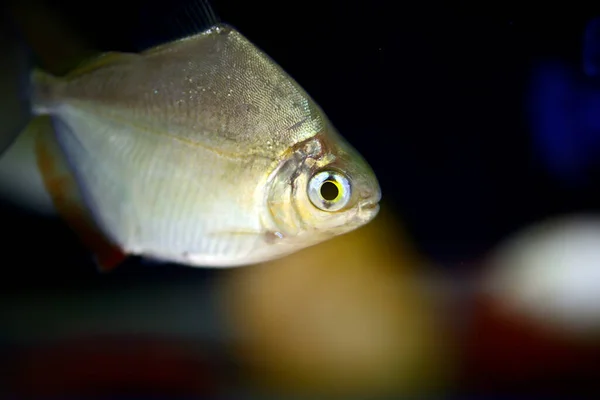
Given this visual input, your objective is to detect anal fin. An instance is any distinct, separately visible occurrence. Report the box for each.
[32,116,127,272]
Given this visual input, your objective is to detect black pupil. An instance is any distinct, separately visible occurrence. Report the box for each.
[320,180,339,201]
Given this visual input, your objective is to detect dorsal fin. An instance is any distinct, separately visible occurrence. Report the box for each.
[31,116,128,272]
[136,0,221,51]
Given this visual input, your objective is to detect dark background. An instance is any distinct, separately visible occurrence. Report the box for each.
[1,1,600,398]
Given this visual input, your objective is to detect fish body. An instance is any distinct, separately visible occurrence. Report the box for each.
[8,23,380,269]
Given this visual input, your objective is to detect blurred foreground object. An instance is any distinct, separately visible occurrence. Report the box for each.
[220,205,454,398]
[2,336,221,397]
[584,17,600,78]
[463,215,600,395]
[483,214,600,336]
[527,17,600,186]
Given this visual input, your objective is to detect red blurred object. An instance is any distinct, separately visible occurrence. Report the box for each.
[462,295,600,396]
[3,335,222,397]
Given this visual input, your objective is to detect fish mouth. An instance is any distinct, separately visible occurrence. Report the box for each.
[358,200,380,218]
[360,201,379,210]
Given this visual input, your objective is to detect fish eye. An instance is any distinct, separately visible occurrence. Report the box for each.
[308,171,352,212]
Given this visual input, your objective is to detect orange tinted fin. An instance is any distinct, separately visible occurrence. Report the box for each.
[31,116,127,272]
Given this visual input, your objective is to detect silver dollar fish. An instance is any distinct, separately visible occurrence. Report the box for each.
[2,12,381,270]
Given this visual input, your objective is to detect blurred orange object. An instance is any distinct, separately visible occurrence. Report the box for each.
[219,204,455,398]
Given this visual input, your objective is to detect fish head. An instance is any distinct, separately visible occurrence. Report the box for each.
[264,123,381,251]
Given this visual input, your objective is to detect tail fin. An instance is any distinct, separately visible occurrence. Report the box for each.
[0,6,33,156]
[0,0,97,157]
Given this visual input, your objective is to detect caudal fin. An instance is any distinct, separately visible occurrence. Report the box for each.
[0,0,97,157]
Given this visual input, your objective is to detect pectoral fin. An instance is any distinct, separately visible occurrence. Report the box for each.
[32,116,127,272]
[208,229,285,244]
